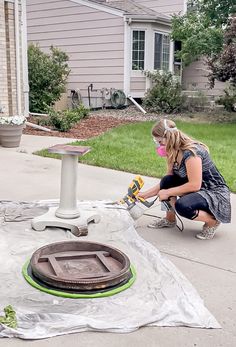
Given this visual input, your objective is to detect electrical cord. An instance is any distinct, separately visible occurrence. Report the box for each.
[143,202,184,232]
[103,200,184,232]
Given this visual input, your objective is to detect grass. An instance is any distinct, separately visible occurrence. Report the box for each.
[36,121,236,192]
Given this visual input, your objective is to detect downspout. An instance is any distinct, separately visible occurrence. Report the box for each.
[14,0,22,115]
[21,0,29,117]
[123,17,131,97]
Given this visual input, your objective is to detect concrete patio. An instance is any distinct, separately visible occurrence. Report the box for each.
[1,134,236,347]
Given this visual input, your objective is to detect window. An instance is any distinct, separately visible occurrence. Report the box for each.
[174,41,182,63]
[173,41,182,76]
[132,30,145,70]
[154,33,170,71]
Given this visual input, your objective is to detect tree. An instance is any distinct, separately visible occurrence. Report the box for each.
[28,44,70,113]
[209,17,236,111]
[171,0,235,65]
[208,17,236,87]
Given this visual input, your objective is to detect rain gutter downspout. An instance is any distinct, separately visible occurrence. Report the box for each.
[14,0,22,115]
[21,0,29,117]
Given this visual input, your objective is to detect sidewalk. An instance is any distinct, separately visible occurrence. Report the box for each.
[1,135,236,347]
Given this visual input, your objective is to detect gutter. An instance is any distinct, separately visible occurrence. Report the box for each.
[125,15,171,25]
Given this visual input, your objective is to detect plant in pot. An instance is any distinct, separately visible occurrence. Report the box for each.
[0,115,26,148]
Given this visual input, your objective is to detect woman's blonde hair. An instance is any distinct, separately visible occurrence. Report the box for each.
[152,119,209,165]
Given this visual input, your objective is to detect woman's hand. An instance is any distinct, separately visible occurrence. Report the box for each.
[158,189,170,201]
[137,191,149,200]
[137,183,160,200]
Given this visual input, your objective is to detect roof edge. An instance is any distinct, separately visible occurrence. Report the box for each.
[125,15,171,25]
[69,0,124,17]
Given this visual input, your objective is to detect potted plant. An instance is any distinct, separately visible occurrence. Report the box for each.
[0,115,26,148]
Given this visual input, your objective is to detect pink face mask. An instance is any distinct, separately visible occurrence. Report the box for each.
[155,144,167,157]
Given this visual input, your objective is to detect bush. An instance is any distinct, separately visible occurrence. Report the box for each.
[39,105,89,132]
[216,85,236,112]
[28,44,70,113]
[143,70,185,113]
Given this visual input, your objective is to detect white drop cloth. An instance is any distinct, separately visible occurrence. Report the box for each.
[0,200,220,339]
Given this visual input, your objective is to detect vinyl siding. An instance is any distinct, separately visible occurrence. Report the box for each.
[135,0,184,16]
[130,77,146,97]
[182,60,226,96]
[27,0,125,99]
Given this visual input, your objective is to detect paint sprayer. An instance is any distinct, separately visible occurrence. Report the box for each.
[117,176,172,220]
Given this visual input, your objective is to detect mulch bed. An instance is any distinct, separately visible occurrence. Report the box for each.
[23,115,137,140]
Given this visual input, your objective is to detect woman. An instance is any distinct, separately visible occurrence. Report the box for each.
[138,119,231,240]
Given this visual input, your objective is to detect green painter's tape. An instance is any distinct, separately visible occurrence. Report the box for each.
[22,260,136,299]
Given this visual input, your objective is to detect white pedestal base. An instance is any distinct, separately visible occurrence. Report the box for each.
[32,207,101,237]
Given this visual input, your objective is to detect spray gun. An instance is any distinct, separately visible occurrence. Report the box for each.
[118,176,171,220]
[113,176,183,229]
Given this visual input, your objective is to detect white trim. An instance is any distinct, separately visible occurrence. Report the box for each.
[145,25,153,91]
[69,0,124,17]
[183,0,188,13]
[123,19,131,96]
[169,39,174,73]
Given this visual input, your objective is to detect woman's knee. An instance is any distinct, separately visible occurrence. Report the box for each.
[160,175,176,190]
[175,197,199,220]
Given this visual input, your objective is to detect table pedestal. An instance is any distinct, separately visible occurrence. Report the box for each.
[32,207,100,237]
[32,145,100,236]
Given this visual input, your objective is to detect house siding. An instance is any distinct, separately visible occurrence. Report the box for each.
[135,0,184,16]
[130,77,146,96]
[27,0,125,107]
[182,59,226,97]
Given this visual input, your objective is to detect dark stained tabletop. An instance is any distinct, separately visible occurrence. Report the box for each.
[48,144,91,156]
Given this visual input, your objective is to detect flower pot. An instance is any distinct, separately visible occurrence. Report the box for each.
[0,124,24,148]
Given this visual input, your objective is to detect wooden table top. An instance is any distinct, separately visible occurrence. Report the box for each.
[48,144,91,156]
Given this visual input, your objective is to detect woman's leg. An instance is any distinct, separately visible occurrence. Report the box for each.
[160,175,187,222]
[175,193,220,239]
[175,193,217,226]
[194,211,218,227]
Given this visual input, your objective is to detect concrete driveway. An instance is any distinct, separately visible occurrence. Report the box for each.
[1,135,236,347]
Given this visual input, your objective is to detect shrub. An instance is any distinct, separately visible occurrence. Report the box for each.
[28,44,70,113]
[143,70,185,113]
[39,105,89,132]
[216,85,236,112]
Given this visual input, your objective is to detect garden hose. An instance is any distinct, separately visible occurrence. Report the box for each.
[110,89,126,109]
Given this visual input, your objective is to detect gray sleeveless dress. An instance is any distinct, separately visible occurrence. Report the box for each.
[172,144,231,223]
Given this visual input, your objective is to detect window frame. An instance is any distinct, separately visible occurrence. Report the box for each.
[131,28,147,75]
[153,31,170,71]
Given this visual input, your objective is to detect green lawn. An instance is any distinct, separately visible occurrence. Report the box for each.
[36,121,236,192]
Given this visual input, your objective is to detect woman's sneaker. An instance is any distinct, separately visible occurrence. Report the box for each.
[148,217,176,229]
[195,221,221,240]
